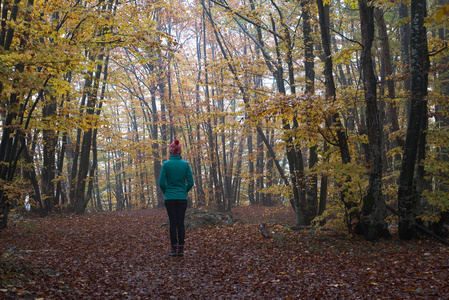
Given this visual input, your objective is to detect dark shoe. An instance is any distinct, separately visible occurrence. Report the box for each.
[177,247,184,256]
[169,247,177,256]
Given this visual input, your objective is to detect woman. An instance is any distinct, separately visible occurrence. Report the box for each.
[159,139,194,256]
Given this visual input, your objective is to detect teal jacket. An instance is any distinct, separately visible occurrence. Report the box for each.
[158,155,194,200]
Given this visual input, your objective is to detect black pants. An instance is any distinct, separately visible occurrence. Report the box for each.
[164,200,188,247]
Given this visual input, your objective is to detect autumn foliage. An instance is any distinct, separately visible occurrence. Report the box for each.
[1,207,448,299]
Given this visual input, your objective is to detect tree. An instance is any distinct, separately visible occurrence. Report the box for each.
[0,0,56,227]
[316,0,356,232]
[2,0,449,243]
[0,0,171,226]
[398,0,430,240]
[357,0,390,240]
[302,0,318,224]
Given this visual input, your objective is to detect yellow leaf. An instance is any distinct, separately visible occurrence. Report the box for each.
[436,5,449,23]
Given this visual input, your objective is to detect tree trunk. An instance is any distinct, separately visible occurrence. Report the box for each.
[42,95,57,213]
[114,150,124,211]
[399,2,411,96]
[221,97,234,211]
[264,127,275,206]
[318,141,329,217]
[202,1,224,211]
[73,53,104,214]
[256,127,264,205]
[150,85,164,208]
[358,0,391,240]
[88,54,108,212]
[316,0,355,232]
[398,0,429,240]
[0,0,36,229]
[268,5,306,225]
[247,130,255,205]
[22,142,45,217]
[232,137,245,206]
[56,73,71,208]
[106,152,113,210]
[302,0,318,224]
[376,8,403,178]
[68,120,82,207]
[435,0,449,202]
[194,24,207,206]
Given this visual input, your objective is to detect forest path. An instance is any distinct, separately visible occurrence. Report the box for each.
[1,207,448,299]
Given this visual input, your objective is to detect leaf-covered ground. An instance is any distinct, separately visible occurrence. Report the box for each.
[1,206,448,299]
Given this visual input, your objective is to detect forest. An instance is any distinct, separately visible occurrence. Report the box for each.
[1,0,449,242]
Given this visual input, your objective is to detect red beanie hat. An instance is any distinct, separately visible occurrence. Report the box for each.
[169,139,181,155]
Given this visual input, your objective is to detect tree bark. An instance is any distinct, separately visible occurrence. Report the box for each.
[0,0,36,229]
[150,85,164,208]
[302,0,318,224]
[399,2,411,96]
[358,0,391,240]
[398,0,429,240]
[56,73,71,208]
[22,142,45,217]
[247,130,256,205]
[42,95,57,213]
[375,9,402,214]
[316,0,355,232]
[193,24,207,206]
[202,0,225,211]
[435,0,449,201]
[73,52,104,214]
[256,125,264,205]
